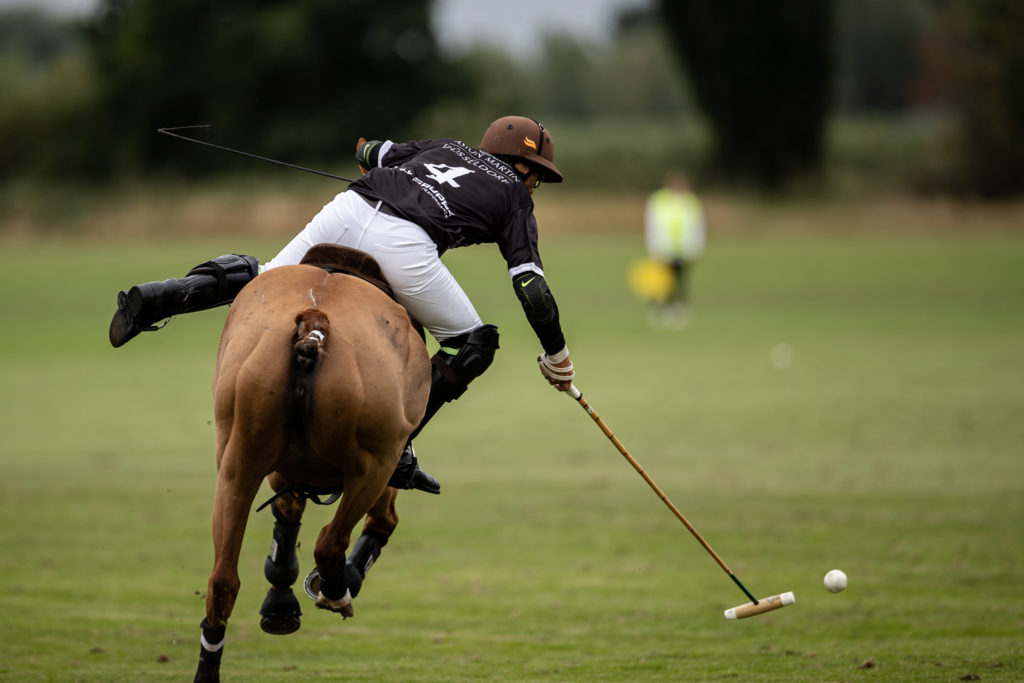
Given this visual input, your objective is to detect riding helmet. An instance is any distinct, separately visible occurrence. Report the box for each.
[479,116,563,183]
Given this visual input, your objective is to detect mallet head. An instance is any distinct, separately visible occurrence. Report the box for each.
[724,591,795,619]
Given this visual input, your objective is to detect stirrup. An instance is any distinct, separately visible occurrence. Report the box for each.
[387,443,440,494]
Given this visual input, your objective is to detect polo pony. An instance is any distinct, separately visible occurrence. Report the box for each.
[194,245,430,682]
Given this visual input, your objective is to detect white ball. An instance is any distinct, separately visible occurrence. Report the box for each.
[824,569,848,593]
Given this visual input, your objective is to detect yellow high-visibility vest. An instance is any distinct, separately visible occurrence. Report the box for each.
[644,188,705,261]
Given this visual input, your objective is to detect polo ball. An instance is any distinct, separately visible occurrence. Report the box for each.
[824,569,848,593]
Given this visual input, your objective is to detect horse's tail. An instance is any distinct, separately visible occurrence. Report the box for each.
[293,308,329,401]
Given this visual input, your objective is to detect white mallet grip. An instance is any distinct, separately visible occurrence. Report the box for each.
[724,591,795,620]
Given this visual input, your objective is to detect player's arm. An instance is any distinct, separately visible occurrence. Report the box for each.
[512,269,563,353]
[511,269,575,390]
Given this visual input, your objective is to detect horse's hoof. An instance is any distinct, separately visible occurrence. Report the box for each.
[260,613,301,635]
[315,590,354,619]
[304,568,355,618]
[259,587,301,635]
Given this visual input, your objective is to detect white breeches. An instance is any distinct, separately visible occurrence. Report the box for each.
[262,190,483,342]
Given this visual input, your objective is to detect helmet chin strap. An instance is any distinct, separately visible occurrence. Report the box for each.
[531,119,546,158]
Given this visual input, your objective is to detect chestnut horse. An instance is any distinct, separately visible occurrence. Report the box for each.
[194,246,430,682]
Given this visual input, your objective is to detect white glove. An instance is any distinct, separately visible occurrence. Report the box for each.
[538,346,575,387]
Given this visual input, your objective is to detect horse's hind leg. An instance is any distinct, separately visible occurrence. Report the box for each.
[259,472,306,635]
[312,456,394,617]
[345,487,399,598]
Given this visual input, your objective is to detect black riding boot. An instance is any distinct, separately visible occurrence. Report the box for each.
[109,253,260,347]
[384,357,447,494]
[384,357,454,494]
[386,325,499,495]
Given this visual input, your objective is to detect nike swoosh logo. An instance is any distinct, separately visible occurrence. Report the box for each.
[520,277,536,287]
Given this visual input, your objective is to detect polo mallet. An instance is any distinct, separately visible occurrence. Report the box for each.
[566,383,795,619]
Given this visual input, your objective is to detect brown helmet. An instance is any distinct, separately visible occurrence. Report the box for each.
[479,116,563,183]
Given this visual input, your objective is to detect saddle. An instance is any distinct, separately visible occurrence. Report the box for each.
[300,243,424,339]
[300,243,394,300]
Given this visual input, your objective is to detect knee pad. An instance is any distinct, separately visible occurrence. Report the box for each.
[433,324,499,401]
[184,254,260,309]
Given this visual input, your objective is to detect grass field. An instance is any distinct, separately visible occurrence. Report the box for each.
[1,194,1022,681]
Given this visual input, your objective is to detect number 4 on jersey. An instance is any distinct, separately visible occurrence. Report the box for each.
[424,163,474,187]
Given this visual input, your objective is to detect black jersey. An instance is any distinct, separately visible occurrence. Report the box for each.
[349,138,543,277]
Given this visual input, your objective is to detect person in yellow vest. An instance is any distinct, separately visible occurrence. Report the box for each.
[643,169,706,327]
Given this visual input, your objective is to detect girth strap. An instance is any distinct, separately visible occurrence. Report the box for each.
[256,480,343,512]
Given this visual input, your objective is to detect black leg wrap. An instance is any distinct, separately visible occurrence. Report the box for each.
[264,505,301,588]
[318,564,351,602]
[195,618,225,683]
[344,530,389,598]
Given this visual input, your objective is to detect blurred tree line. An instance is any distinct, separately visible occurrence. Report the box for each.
[0,0,1022,196]
[1,0,468,180]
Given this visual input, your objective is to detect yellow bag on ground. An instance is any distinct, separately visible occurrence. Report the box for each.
[627,259,675,303]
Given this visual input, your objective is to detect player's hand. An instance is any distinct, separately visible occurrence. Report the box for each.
[355,137,369,175]
[538,347,575,392]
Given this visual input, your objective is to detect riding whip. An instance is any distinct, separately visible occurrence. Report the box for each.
[158,125,357,182]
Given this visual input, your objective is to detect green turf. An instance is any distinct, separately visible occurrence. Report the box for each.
[0,227,1022,681]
